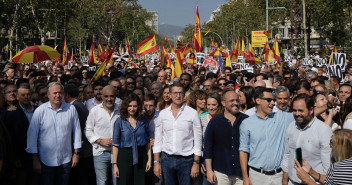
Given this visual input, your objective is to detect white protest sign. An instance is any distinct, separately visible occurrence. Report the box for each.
[316,58,327,67]
[196,53,206,65]
[326,53,346,82]
[302,58,313,66]
[89,66,96,71]
[239,63,253,72]
[284,55,292,62]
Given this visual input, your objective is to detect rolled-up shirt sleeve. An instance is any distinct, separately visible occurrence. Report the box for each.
[192,112,202,157]
[72,108,82,149]
[153,114,162,153]
[112,118,122,147]
[26,110,41,154]
[85,111,99,144]
[239,121,250,153]
[203,120,214,159]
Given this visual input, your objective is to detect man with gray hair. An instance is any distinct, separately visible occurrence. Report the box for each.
[273,86,291,112]
[27,82,82,185]
[305,71,317,83]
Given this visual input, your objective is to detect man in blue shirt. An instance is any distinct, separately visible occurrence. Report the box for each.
[27,82,82,185]
[204,90,248,185]
[239,87,294,185]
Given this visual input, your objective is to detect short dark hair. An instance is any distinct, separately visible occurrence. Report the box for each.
[253,87,272,100]
[169,82,184,93]
[64,83,79,98]
[339,83,352,93]
[180,73,192,80]
[291,93,314,110]
[92,80,105,89]
[206,72,217,80]
[144,93,156,105]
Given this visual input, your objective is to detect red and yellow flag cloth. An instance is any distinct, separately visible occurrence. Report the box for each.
[264,30,272,40]
[89,50,113,85]
[165,37,175,53]
[193,6,202,52]
[62,39,70,66]
[161,44,169,67]
[12,45,60,63]
[272,36,280,65]
[125,35,132,56]
[97,41,105,62]
[230,36,241,62]
[328,42,337,65]
[137,33,157,55]
[174,50,183,78]
[88,41,97,64]
[176,40,184,50]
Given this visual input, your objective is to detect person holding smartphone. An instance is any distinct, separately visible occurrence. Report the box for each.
[281,94,332,185]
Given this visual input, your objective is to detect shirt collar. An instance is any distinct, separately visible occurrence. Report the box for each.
[99,102,119,112]
[168,103,186,112]
[19,104,34,113]
[47,101,66,111]
[295,116,316,131]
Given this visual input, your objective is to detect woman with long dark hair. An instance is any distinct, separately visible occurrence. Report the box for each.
[112,94,152,185]
[238,86,255,112]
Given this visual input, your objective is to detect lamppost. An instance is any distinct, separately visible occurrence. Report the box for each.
[202,31,224,46]
[266,0,286,30]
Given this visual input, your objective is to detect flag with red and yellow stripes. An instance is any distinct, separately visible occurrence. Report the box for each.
[193,6,202,52]
[137,33,157,55]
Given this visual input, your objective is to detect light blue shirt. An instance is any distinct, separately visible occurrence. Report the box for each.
[239,110,294,170]
[20,104,34,122]
[26,102,82,167]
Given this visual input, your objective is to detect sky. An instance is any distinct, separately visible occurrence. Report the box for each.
[139,0,227,28]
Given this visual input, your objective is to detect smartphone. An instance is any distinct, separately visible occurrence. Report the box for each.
[295,148,303,166]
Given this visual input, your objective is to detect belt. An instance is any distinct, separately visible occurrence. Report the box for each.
[249,166,282,175]
[162,152,193,159]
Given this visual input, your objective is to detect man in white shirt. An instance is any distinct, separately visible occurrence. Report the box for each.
[153,82,202,185]
[85,85,120,185]
[281,94,332,185]
[85,81,104,111]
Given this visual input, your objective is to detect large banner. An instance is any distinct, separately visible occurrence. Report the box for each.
[251,31,270,47]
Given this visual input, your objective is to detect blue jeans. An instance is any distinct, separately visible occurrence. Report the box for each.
[41,162,71,185]
[161,152,193,185]
[93,151,116,185]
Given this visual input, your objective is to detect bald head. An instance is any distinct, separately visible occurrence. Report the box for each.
[102,85,116,109]
[254,80,266,88]
[158,70,166,84]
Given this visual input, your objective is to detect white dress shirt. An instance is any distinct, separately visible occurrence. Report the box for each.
[153,104,202,157]
[85,103,120,156]
[85,97,100,112]
[281,117,332,184]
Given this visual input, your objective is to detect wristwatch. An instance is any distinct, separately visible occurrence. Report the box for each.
[74,151,80,155]
[193,160,201,164]
[154,160,161,163]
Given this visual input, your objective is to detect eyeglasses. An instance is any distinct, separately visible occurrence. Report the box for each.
[259,97,276,102]
[313,89,325,95]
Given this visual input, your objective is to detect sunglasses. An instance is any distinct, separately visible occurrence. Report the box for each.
[259,97,276,102]
[127,82,135,85]
[219,83,225,86]
[313,89,325,95]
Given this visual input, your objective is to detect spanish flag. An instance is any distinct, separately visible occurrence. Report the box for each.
[161,44,169,67]
[230,36,241,62]
[241,36,245,57]
[98,41,104,62]
[174,50,183,77]
[89,49,113,85]
[328,42,337,65]
[193,6,202,52]
[125,35,132,56]
[272,36,280,65]
[88,41,97,64]
[137,33,157,55]
[62,39,70,66]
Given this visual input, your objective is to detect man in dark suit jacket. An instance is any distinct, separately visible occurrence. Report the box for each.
[2,83,39,185]
[64,83,95,185]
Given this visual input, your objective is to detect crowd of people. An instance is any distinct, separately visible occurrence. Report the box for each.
[0,56,352,185]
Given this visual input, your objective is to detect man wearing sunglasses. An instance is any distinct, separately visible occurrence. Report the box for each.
[239,87,294,185]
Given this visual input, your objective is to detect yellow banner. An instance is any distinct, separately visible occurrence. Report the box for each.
[251,31,269,48]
